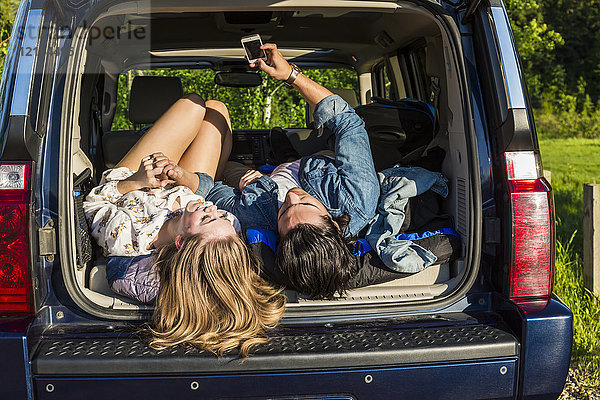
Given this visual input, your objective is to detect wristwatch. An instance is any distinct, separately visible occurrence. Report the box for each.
[284,63,302,86]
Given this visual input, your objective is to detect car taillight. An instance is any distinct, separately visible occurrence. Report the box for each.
[0,162,33,314]
[505,152,555,303]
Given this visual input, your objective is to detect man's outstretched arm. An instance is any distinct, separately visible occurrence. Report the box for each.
[252,43,333,109]
[253,43,379,232]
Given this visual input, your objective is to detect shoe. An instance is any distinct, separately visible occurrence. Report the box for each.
[269,127,300,163]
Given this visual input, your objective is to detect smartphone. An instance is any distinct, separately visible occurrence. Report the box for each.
[241,34,267,64]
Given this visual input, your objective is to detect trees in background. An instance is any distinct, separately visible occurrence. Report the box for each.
[0,0,18,78]
[544,0,600,106]
[505,0,600,112]
[505,0,564,109]
[112,68,357,131]
[505,0,600,138]
[0,1,599,136]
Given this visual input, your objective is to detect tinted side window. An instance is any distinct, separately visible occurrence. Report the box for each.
[372,61,393,100]
[402,45,430,102]
[372,40,430,103]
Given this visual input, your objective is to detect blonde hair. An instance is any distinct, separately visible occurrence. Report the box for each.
[148,234,286,357]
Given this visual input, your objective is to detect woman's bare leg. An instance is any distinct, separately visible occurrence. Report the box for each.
[116,94,207,171]
[178,100,233,180]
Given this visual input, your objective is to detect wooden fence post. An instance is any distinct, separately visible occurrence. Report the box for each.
[584,183,600,296]
[543,170,551,184]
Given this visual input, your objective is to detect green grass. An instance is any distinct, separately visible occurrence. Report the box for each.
[539,137,600,382]
[539,137,600,248]
[555,234,600,383]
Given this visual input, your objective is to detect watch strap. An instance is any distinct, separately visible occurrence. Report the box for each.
[285,64,300,86]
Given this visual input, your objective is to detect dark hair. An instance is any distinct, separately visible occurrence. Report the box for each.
[275,214,356,299]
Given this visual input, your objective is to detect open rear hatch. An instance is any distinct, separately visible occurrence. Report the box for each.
[57,0,482,322]
[30,0,510,396]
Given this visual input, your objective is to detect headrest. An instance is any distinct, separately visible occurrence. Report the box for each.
[331,88,359,108]
[128,76,184,124]
[306,88,360,125]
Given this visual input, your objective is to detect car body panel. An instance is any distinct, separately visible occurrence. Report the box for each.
[33,359,518,400]
[518,299,572,400]
[0,1,573,399]
[0,317,35,400]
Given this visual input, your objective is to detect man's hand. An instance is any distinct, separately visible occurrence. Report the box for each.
[238,169,264,190]
[250,43,292,81]
[251,42,332,109]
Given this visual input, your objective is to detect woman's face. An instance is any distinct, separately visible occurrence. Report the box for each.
[179,201,237,241]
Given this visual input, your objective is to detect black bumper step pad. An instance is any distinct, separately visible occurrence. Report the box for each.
[33,323,518,375]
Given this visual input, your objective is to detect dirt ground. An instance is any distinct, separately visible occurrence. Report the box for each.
[560,365,600,399]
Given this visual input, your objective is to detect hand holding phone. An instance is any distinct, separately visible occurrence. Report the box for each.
[241,34,267,64]
[249,42,293,81]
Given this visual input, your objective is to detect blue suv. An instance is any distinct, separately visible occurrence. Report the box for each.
[0,0,572,399]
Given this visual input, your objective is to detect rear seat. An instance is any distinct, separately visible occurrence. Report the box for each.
[102,76,183,168]
[284,88,359,156]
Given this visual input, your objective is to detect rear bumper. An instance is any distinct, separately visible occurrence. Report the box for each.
[0,317,34,400]
[508,296,573,400]
[31,314,520,399]
[23,299,572,400]
[34,359,518,400]
[33,320,517,375]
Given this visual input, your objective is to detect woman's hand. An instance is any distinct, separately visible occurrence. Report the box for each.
[161,160,202,192]
[250,43,292,81]
[133,152,173,188]
[161,160,184,185]
[238,169,264,190]
[117,152,173,194]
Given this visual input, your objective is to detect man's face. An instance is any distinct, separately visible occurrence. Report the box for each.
[277,188,330,236]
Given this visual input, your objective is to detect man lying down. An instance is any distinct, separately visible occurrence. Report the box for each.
[106,43,461,304]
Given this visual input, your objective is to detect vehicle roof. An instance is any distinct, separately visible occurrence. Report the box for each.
[74,5,441,73]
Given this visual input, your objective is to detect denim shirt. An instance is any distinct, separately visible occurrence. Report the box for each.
[206,94,379,237]
[206,175,280,232]
[365,166,448,273]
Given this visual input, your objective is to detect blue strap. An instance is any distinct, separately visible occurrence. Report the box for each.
[353,239,372,257]
[353,228,460,256]
[358,98,436,124]
[396,228,460,241]
[246,228,278,253]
